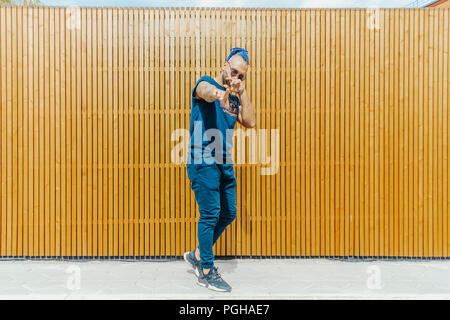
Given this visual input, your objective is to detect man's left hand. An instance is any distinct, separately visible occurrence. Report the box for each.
[226,77,245,95]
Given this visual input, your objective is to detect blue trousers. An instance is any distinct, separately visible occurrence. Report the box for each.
[186,163,237,269]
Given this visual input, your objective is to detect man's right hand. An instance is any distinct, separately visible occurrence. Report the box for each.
[195,80,231,105]
[214,85,231,107]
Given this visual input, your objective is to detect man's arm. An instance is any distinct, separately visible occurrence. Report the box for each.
[194,81,229,103]
[237,88,256,128]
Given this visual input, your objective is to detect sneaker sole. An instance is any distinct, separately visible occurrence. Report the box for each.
[183,252,200,277]
[196,279,231,292]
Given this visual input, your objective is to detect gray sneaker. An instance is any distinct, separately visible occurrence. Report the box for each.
[197,266,232,292]
[183,248,200,277]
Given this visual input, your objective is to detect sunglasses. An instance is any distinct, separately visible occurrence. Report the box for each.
[227,62,246,81]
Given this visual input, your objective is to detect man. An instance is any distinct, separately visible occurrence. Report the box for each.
[184,47,256,292]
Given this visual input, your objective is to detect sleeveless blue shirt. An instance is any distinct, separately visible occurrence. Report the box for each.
[187,75,240,165]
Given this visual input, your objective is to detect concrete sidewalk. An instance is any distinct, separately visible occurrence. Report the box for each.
[0,258,449,299]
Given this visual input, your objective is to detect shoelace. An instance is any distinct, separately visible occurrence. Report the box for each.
[206,267,222,280]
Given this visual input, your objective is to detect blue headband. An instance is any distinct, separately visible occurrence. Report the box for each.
[226,47,249,64]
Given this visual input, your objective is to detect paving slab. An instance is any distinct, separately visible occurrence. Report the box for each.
[0,259,448,299]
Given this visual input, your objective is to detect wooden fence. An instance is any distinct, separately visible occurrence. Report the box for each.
[0,6,449,258]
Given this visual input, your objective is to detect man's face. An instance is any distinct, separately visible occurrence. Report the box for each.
[223,54,248,87]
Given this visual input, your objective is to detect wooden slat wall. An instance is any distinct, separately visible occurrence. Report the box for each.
[0,6,448,258]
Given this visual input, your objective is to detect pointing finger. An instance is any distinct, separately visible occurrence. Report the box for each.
[221,86,230,98]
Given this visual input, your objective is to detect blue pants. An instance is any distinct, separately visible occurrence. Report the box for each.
[186,163,237,269]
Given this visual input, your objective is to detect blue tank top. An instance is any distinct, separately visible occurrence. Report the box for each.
[187,75,240,165]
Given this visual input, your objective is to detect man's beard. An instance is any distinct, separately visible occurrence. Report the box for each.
[223,72,232,87]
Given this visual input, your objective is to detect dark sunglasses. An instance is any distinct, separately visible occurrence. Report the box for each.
[227,62,246,81]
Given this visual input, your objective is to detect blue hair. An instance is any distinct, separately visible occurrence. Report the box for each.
[226,47,249,64]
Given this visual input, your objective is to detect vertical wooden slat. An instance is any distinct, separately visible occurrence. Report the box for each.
[155,8,161,256]
[381,8,388,257]
[163,8,168,257]
[394,8,400,257]
[388,9,394,257]
[170,7,176,255]
[304,9,310,257]
[258,7,263,256]
[431,10,439,256]
[250,8,257,256]
[328,9,335,256]
[55,7,61,257]
[315,8,321,255]
[24,7,31,256]
[3,6,9,255]
[107,8,113,256]
[414,8,421,257]
[364,7,370,256]
[128,7,135,257]
[122,8,129,258]
[319,9,326,256]
[95,7,101,257]
[189,8,195,254]
[347,9,353,257]
[1,7,6,255]
[245,8,251,257]
[138,8,144,256]
[58,7,65,257]
[275,9,281,257]
[132,7,139,256]
[17,6,23,257]
[295,9,302,257]
[149,8,155,257]
[323,9,330,256]
[49,6,55,257]
[117,7,123,257]
[354,9,361,256]
[336,9,342,255]
[92,7,98,257]
[81,6,87,257]
[39,7,45,256]
[423,9,430,257]
[280,8,286,257]
[374,7,380,257]
[214,8,223,256]
[70,6,76,257]
[101,7,107,257]
[285,8,291,256]
[12,6,18,257]
[75,7,81,256]
[0,7,5,256]
[113,7,119,257]
[169,8,175,257]
[362,7,369,256]
[369,6,375,257]
[407,7,414,257]
[312,8,319,256]
[430,8,437,257]
[332,9,339,256]
[144,8,149,257]
[429,9,436,257]
[408,8,414,256]
[178,7,185,255]
[437,8,444,257]
[349,8,356,257]
[87,7,93,257]
[443,9,449,257]
[402,7,408,256]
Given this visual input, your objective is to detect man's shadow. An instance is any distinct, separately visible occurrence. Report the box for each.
[185,256,238,276]
[215,256,238,274]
